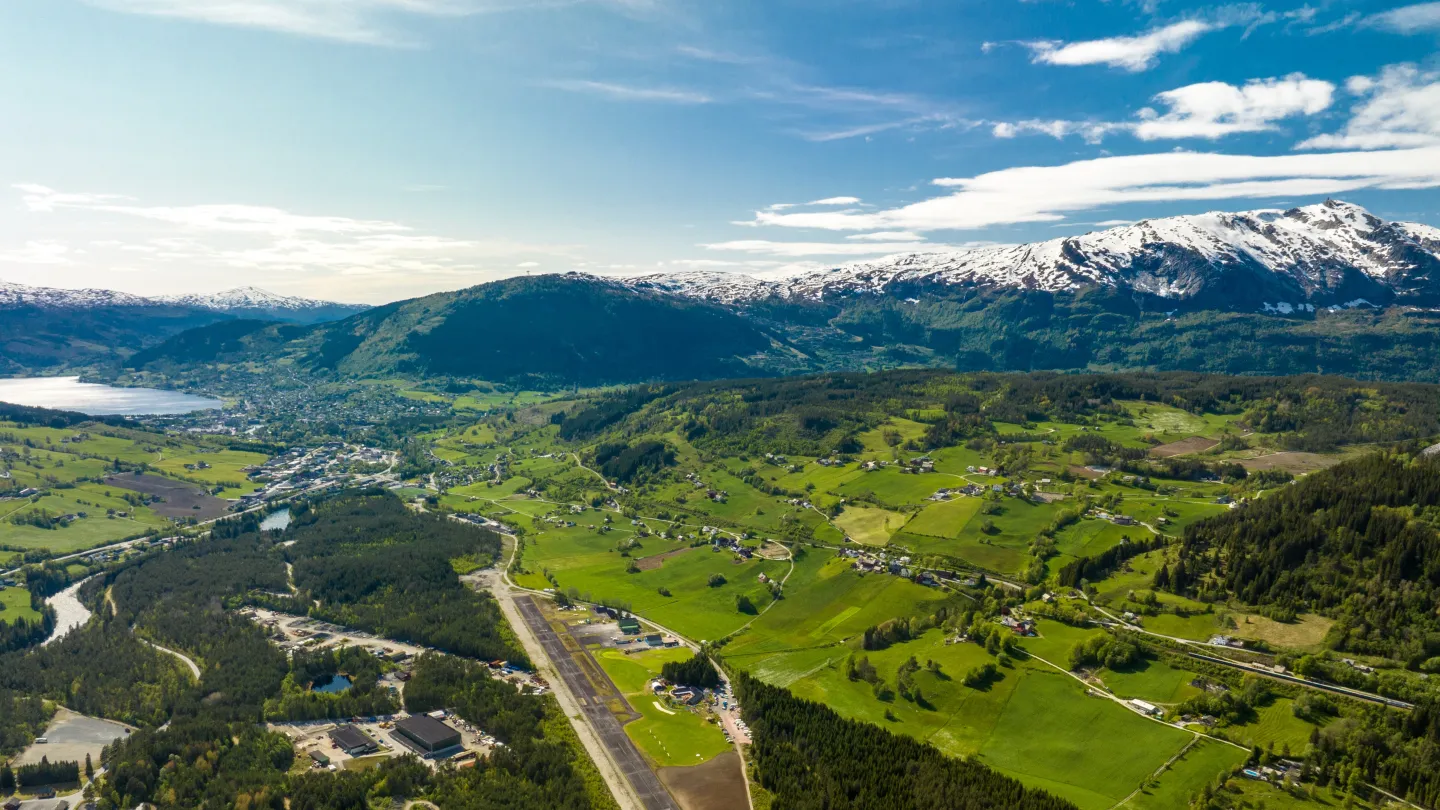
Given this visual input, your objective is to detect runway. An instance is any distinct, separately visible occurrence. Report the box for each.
[514,595,678,810]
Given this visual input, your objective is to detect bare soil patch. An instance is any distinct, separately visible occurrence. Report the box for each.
[659,751,749,810]
[1238,452,1343,474]
[755,541,790,561]
[1068,465,1104,480]
[1149,437,1220,458]
[103,473,233,520]
[635,546,694,571]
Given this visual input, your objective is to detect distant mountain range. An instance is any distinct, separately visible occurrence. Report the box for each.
[11,199,1440,383]
[0,281,366,375]
[627,200,1440,310]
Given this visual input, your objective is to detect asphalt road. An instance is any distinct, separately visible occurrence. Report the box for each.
[513,595,678,810]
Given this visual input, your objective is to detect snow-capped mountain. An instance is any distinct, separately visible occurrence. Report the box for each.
[628,200,1440,309]
[0,280,156,309]
[0,281,366,323]
[156,286,360,315]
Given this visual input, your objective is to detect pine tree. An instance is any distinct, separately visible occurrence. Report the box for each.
[0,764,14,792]
[1153,562,1171,590]
[84,752,93,781]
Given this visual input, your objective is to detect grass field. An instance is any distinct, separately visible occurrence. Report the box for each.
[595,648,732,768]
[0,586,43,626]
[833,505,910,546]
[979,670,1199,810]
[1122,739,1248,810]
[902,497,983,539]
[1100,659,1203,704]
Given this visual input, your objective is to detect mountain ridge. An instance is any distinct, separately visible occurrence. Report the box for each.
[625,200,1440,310]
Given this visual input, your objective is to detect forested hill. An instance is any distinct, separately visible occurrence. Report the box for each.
[119,273,1440,385]
[127,274,791,386]
[1173,452,1440,662]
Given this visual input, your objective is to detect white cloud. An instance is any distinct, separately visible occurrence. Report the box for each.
[0,240,73,265]
[846,231,926,242]
[540,79,711,104]
[743,146,1440,232]
[807,196,862,206]
[1134,74,1335,140]
[1364,2,1440,33]
[1297,64,1440,150]
[517,261,541,267]
[83,0,651,46]
[1025,20,1213,72]
[989,74,1335,143]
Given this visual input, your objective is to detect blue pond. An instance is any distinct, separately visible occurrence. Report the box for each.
[310,674,352,694]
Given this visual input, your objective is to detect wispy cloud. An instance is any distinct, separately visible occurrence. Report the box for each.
[1298,64,1440,150]
[539,79,711,104]
[739,146,1440,232]
[83,0,659,45]
[11,184,575,298]
[1364,2,1440,33]
[1024,20,1214,72]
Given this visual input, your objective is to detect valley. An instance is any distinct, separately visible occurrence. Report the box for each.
[3,368,1434,809]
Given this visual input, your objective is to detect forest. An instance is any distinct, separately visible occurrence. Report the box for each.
[1173,452,1440,662]
[0,489,617,809]
[283,491,526,665]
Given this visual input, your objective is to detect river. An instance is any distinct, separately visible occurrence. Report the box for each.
[43,577,96,646]
[0,376,222,415]
[259,508,292,531]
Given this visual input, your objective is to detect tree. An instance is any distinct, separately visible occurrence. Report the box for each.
[84,753,93,781]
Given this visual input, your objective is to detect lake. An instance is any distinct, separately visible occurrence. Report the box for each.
[0,376,222,416]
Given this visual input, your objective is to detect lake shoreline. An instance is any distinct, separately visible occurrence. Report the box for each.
[0,376,222,416]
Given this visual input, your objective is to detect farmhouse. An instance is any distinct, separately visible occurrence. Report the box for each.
[617,617,642,635]
[394,714,464,757]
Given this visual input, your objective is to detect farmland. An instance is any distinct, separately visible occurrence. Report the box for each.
[399,371,1440,810]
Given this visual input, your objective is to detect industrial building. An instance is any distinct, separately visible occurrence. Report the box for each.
[328,724,379,756]
[394,714,463,757]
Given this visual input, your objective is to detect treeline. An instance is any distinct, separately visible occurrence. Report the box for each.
[0,690,52,757]
[660,652,720,689]
[1173,452,1440,662]
[284,491,526,665]
[736,672,1076,810]
[556,384,676,440]
[593,440,674,483]
[1055,535,1165,589]
[15,757,79,787]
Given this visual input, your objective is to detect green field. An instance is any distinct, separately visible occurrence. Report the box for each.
[0,585,43,626]
[595,648,731,767]
[833,505,909,546]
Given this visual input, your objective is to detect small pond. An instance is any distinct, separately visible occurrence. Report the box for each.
[311,674,352,694]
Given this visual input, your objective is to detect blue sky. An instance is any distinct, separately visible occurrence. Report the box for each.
[1,0,1438,302]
